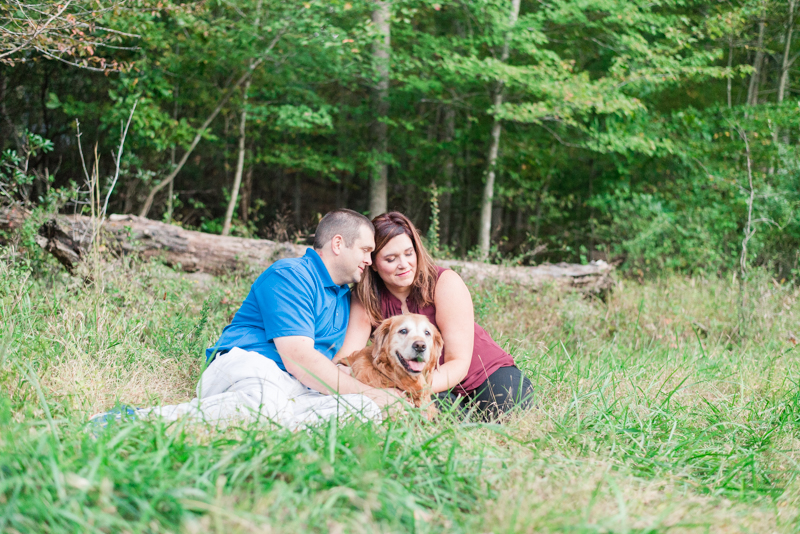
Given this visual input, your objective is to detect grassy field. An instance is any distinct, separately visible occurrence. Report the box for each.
[2,243,800,533]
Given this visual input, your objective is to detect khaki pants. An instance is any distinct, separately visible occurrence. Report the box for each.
[138,347,382,430]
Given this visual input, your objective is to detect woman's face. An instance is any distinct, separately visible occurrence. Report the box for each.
[373,233,417,291]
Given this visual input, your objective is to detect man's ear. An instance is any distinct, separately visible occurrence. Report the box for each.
[330,234,345,255]
[371,319,392,359]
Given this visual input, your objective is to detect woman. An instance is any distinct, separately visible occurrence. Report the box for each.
[339,211,533,420]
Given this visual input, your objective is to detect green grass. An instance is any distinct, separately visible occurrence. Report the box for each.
[1,244,799,533]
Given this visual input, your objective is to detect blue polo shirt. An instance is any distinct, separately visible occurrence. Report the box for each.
[206,248,350,371]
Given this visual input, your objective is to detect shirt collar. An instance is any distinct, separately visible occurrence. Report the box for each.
[304,248,339,289]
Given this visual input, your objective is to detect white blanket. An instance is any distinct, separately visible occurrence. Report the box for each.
[138,347,382,430]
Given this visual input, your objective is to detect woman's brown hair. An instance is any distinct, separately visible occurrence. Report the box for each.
[356,212,439,326]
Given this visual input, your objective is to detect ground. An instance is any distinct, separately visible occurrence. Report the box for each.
[1,245,799,533]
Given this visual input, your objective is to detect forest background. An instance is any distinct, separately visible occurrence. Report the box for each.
[2,0,800,275]
[5,2,800,531]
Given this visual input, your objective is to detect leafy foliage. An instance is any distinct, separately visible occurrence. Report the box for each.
[1,0,798,276]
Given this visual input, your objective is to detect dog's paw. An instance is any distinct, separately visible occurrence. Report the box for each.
[425,404,439,421]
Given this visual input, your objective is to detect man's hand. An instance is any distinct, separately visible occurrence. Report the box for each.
[363,387,412,417]
[276,336,412,417]
[336,363,353,376]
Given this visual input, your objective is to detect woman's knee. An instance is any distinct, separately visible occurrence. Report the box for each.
[473,366,534,418]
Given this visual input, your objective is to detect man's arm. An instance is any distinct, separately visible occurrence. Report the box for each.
[274,336,407,411]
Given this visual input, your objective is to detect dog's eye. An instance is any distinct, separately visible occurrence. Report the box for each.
[399,328,408,335]
[425,330,431,336]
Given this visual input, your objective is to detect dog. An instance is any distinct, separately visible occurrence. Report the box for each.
[333,314,443,419]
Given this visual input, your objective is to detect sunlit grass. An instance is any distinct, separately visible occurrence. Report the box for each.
[1,247,799,532]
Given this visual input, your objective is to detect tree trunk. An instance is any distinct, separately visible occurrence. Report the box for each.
[275,166,285,210]
[0,73,9,152]
[39,63,51,192]
[440,105,455,245]
[122,178,136,214]
[747,9,766,106]
[514,206,526,245]
[2,208,614,294]
[222,1,263,234]
[293,173,302,228]
[335,170,351,209]
[533,180,549,244]
[166,156,174,222]
[779,0,797,104]
[222,81,250,236]
[240,164,253,223]
[478,0,521,258]
[727,36,734,108]
[588,157,596,254]
[0,72,6,150]
[167,46,180,224]
[460,119,472,256]
[491,197,503,241]
[369,0,391,218]
[0,72,22,152]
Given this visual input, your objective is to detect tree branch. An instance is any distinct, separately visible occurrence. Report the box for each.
[139,27,287,218]
[0,0,73,60]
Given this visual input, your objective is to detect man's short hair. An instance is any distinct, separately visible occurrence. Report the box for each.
[313,209,373,250]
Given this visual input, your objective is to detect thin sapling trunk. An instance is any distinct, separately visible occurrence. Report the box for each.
[478,0,521,258]
[369,0,391,218]
[222,80,250,236]
[139,28,284,218]
[747,9,766,106]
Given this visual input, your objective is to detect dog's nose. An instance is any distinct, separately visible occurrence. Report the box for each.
[412,341,426,353]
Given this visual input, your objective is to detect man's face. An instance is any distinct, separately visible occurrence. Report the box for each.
[337,224,375,285]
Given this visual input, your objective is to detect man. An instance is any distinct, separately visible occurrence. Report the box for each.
[128,209,404,429]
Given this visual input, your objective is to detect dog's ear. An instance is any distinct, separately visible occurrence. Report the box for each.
[429,324,444,370]
[371,318,393,358]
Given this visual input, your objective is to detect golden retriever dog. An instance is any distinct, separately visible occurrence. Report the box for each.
[333,314,443,419]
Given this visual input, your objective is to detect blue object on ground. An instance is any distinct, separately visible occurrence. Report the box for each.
[90,404,139,430]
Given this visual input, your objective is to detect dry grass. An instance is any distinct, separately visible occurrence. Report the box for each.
[1,249,799,532]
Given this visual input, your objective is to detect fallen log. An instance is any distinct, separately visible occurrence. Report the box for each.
[0,205,30,235]
[0,208,614,293]
[35,212,305,275]
[438,258,613,294]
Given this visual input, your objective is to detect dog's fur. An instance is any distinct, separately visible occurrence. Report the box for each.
[333,314,443,418]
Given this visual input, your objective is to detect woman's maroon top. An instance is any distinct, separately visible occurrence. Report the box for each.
[378,267,515,395]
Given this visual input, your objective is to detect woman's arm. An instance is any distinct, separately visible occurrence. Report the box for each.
[334,292,373,362]
[431,270,474,393]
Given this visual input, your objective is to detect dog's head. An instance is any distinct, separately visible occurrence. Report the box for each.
[372,314,443,383]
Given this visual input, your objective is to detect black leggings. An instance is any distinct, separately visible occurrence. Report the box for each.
[436,366,534,421]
